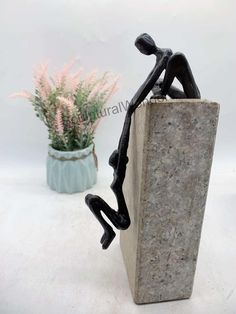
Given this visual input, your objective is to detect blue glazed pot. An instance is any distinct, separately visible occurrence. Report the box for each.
[47,143,97,193]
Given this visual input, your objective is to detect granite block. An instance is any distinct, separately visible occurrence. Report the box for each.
[120,99,219,304]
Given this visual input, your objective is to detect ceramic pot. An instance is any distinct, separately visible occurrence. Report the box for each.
[47,143,97,193]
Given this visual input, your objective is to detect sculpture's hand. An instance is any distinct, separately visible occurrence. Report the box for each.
[151,79,165,99]
[165,49,173,57]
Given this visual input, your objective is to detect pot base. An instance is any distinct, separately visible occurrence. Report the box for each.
[47,144,97,193]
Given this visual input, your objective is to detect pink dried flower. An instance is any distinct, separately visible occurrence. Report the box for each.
[54,109,64,135]
[72,68,83,80]
[53,58,78,89]
[34,63,51,100]
[87,72,118,102]
[82,69,98,88]
[64,70,83,94]
[10,90,33,100]
[11,57,119,151]
[57,96,75,115]
[87,81,103,101]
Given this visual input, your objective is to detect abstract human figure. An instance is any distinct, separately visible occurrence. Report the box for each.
[85,33,201,249]
[134,33,200,99]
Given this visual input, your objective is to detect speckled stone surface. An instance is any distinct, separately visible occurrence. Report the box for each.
[120,99,219,304]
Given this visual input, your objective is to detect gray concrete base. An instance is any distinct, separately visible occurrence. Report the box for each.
[120,99,219,304]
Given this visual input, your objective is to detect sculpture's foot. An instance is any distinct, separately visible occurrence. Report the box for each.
[85,193,117,249]
[100,227,116,249]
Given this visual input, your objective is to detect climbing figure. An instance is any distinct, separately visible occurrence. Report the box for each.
[85,33,201,249]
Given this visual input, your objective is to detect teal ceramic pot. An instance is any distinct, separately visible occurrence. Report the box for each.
[47,143,97,193]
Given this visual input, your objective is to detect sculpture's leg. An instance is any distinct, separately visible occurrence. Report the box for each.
[85,194,116,249]
[166,84,187,99]
[84,117,132,250]
[161,52,201,98]
[85,193,130,249]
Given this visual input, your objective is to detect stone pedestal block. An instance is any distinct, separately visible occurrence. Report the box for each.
[120,99,219,304]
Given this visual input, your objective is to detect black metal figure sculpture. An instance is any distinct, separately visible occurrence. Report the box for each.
[85,33,201,249]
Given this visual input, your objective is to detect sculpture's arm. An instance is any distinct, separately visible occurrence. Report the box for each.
[128,52,170,114]
[116,52,170,172]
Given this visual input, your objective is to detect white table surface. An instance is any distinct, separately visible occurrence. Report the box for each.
[0,162,235,314]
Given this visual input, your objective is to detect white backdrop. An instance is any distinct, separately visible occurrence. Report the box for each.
[0,0,235,169]
[0,1,236,314]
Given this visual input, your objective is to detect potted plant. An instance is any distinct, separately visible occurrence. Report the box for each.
[12,60,118,193]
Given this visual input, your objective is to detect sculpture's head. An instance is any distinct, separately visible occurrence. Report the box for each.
[135,33,157,55]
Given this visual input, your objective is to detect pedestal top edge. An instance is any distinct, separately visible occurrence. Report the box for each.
[138,98,219,108]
